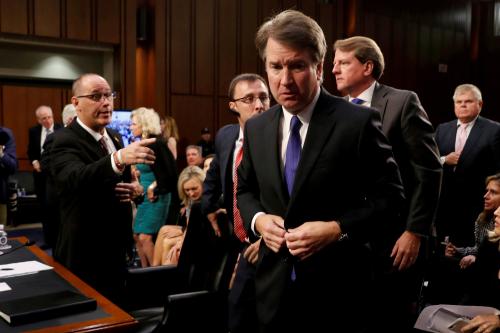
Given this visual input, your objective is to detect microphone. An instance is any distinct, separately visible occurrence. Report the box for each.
[0,240,36,256]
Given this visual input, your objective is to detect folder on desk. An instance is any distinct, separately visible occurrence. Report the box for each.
[0,290,97,325]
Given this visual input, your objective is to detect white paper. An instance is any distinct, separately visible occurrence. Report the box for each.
[0,282,11,292]
[415,305,500,332]
[0,260,53,278]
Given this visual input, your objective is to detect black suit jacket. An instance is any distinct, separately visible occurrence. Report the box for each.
[435,116,500,246]
[371,83,442,239]
[27,123,63,163]
[237,89,404,328]
[50,120,133,299]
[202,124,240,223]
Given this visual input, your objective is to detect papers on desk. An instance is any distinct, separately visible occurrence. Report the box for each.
[0,260,53,279]
[415,304,500,332]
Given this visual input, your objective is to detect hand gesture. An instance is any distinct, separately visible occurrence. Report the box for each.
[285,221,341,260]
[391,231,421,271]
[255,214,286,253]
[120,138,156,165]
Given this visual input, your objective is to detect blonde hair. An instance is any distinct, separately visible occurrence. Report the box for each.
[131,107,161,138]
[334,36,385,80]
[177,166,205,206]
[161,115,180,141]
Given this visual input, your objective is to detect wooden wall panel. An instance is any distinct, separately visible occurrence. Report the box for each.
[171,95,213,163]
[217,0,237,96]
[319,2,336,92]
[66,0,91,40]
[1,0,28,35]
[194,0,214,95]
[240,0,260,75]
[170,0,191,94]
[33,0,61,38]
[2,85,64,171]
[96,0,121,44]
[217,97,233,128]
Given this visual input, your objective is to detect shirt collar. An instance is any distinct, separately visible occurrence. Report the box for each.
[348,80,377,106]
[457,116,478,128]
[76,117,108,141]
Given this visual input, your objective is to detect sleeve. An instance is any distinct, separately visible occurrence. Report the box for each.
[150,138,178,195]
[0,129,17,174]
[201,151,223,216]
[400,91,443,235]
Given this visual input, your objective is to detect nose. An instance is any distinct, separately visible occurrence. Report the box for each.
[332,62,340,74]
[280,68,293,86]
[254,98,265,111]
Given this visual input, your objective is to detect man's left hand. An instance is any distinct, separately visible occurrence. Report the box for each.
[391,230,421,271]
[285,221,341,260]
[115,182,143,202]
[243,238,261,264]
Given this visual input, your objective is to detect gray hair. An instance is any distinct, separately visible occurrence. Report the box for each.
[453,84,482,102]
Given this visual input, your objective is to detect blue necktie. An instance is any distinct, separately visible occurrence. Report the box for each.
[284,116,302,195]
[351,98,364,105]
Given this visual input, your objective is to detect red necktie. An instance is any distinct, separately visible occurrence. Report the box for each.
[233,140,247,242]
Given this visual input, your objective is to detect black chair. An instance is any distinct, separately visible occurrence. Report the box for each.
[125,202,239,333]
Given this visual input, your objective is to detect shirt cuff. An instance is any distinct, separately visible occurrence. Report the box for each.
[439,156,446,165]
[251,212,265,236]
[111,154,123,174]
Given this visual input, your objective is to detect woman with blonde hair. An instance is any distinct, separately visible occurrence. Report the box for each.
[160,115,179,159]
[152,166,205,266]
[130,107,178,267]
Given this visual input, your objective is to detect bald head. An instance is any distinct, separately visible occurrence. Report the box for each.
[35,105,54,129]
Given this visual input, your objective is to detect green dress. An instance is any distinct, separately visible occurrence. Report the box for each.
[133,163,171,234]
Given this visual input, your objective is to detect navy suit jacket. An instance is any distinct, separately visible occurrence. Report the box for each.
[27,123,63,163]
[435,116,500,246]
[0,127,17,203]
[237,88,404,327]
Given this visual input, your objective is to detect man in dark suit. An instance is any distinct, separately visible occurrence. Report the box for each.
[332,36,443,332]
[50,73,156,303]
[435,84,500,247]
[27,105,62,247]
[0,127,17,225]
[237,10,404,332]
[202,73,269,333]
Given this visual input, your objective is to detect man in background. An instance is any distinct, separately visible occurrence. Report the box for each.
[203,73,270,333]
[51,73,155,303]
[435,84,500,247]
[0,127,17,225]
[27,105,63,247]
[197,127,215,157]
[332,36,442,332]
[186,145,203,167]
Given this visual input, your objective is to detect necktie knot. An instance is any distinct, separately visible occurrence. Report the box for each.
[285,116,302,196]
[351,98,365,105]
[290,115,302,132]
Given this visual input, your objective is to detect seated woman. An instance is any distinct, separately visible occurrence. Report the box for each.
[152,166,205,266]
[445,174,500,268]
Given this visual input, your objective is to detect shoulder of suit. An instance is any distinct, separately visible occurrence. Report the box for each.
[376,83,416,99]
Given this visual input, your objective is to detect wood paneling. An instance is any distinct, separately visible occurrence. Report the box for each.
[240,0,260,75]
[2,85,65,171]
[217,0,237,96]
[1,0,28,35]
[66,0,91,41]
[33,0,61,38]
[170,0,191,94]
[96,0,121,44]
[194,0,214,95]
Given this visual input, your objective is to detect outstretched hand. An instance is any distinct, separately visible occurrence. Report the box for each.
[120,138,156,165]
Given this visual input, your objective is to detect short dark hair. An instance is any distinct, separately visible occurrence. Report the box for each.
[228,73,268,100]
[255,9,326,66]
[334,36,385,80]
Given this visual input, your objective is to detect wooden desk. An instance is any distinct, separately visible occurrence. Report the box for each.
[1,237,138,332]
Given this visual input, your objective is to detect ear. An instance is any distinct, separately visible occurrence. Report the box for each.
[363,61,374,77]
[71,96,79,109]
[316,61,324,81]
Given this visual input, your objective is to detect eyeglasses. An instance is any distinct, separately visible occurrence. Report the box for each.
[231,94,270,105]
[76,91,117,102]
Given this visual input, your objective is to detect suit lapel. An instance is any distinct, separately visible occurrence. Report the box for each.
[371,83,388,122]
[222,125,240,190]
[287,90,337,210]
[266,107,289,205]
[459,117,482,163]
[107,128,124,150]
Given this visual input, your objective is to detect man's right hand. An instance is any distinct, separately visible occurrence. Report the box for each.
[207,208,226,237]
[255,214,286,253]
[444,152,460,165]
[32,160,42,172]
[120,138,156,165]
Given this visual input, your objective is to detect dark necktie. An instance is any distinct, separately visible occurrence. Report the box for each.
[351,98,365,105]
[284,116,302,195]
[232,139,247,242]
[99,137,110,155]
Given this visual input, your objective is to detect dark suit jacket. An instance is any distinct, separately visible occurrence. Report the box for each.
[237,89,404,329]
[202,124,240,224]
[0,127,17,204]
[371,83,442,239]
[50,120,133,300]
[27,123,63,163]
[435,116,500,246]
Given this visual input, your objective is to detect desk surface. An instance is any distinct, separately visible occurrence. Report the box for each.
[1,237,138,333]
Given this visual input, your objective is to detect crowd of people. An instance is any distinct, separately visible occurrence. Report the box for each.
[0,8,499,333]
